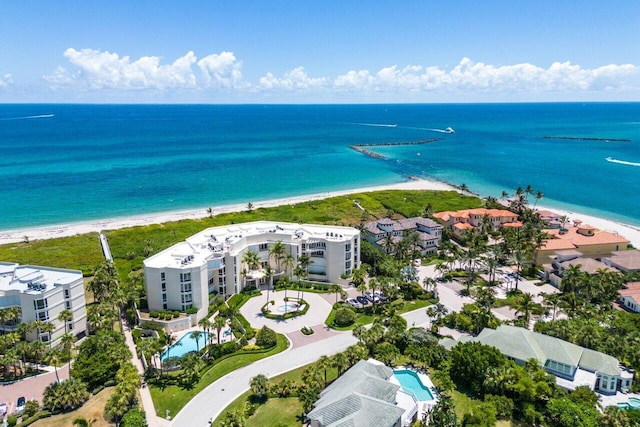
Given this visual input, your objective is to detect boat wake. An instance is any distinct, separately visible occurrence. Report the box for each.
[405,126,455,134]
[0,114,55,121]
[606,157,640,167]
[353,122,397,128]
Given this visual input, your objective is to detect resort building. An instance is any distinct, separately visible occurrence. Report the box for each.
[441,325,634,395]
[534,224,630,265]
[618,282,640,313]
[363,217,443,256]
[0,262,87,344]
[143,221,360,321]
[307,359,437,427]
[603,250,640,273]
[541,249,617,288]
[433,208,521,239]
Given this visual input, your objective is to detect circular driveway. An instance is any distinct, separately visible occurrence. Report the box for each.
[239,290,333,333]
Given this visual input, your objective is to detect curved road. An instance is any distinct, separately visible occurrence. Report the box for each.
[170,331,357,426]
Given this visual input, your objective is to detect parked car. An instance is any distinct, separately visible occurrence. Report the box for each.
[356,296,369,305]
[0,402,7,417]
[347,298,362,309]
[374,291,388,302]
[15,396,25,413]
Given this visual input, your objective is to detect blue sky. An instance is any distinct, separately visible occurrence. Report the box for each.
[1,1,639,103]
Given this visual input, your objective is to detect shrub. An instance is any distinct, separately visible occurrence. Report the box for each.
[24,400,39,418]
[6,415,17,426]
[150,311,159,318]
[334,308,356,326]
[256,326,277,348]
[185,307,198,315]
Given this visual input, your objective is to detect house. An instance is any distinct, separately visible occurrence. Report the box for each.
[541,249,617,288]
[363,217,443,256]
[0,262,87,344]
[307,360,408,427]
[144,221,360,322]
[603,250,640,273]
[433,208,521,239]
[534,224,629,265]
[440,325,634,395]
[619,282,640,313]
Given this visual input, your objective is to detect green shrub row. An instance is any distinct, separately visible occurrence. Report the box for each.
[260,300,309,320]
[150,310,181,320]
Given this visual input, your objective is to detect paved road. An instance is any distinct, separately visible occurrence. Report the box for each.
[0,366,69,415]
[170,332,358,427]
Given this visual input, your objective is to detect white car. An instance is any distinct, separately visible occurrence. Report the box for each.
[0,402,7,417]
[16,396,26,413]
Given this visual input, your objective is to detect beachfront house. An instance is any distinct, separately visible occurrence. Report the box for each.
[541,249,617,288]
[440,325,634,395]
[363,217,443,256]
[534,223,630,265]
[0,262,87,344]
[618,282,640,313]
[603,250,640,273]
[433,208,521,240]
[144,221,360,323]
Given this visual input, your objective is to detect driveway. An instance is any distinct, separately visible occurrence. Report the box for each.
[239,290,333,334]
[170,332,357,426]
[0,366,68,415]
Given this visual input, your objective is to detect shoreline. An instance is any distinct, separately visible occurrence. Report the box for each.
[1,177,639,249]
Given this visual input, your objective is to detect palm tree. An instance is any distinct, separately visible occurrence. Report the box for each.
[60,332,76,378]
[514,293,537,326]
[242,250,261,274]
[533,190,544,208]
[214,316,227,345]
[191,330,202,353]
[249,374,270,399]
[332,352,349,376]
[206,207,213,218]
[246,202,254,212]
[540,292,562,321]
[282,253,295,278]
[39,322,56,349]
[316,355,332,386]
[269,240,286,273]
[44,348,62,383]
[163,334,179,360]
[264,265,274,307]
[198,318,212,348]
[508,251,529,291]
[73,417,95,427]
[58,309,73,335]
[330,284,342,304]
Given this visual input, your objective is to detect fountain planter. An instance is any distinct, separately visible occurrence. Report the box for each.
[261,299,309,320]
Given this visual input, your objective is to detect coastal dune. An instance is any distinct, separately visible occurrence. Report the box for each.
[1,178,639,249]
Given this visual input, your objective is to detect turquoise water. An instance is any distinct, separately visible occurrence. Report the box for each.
[161,331,209,361]
[1,103,639,230]
[393,369,434,401]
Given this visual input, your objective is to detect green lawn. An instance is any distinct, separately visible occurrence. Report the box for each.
[247,397,304,426]
[214,362,339,426]
[149,334,289,418]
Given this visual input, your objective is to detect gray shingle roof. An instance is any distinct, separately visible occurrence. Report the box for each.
[308,360,404,427]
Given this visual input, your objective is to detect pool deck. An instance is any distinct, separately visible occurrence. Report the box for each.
[599,391,640,410]
[390,366,439,421]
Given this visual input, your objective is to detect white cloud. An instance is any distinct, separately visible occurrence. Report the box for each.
[45,48,198,89]
[197,51,245,88]
[43,49,639,100]
[335,58,639,93]
[0,73,13,87]
[258,66,328,90]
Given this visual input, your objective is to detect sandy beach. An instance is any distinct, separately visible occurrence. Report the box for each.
[1,177,639,249]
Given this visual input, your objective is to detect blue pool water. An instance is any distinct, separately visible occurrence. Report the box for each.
[393,369,434,401]
[161,331,210,361]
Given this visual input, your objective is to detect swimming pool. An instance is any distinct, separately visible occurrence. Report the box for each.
[393,369,434,401]
[161,331,210,361]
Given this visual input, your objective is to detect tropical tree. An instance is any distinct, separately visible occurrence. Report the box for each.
[214,316,227,345]
[514,292,539,326]
[330,284,342,304]
[249,374,270,399]
[509,251,530,291]
[190,330,202,353]
[316,355,332,386]
[44,348,62,383]
[269,240,286,272]
[88,261,118,304]
[264,265,274,306]
[43,377,89,412]
[60,332,76,377]
[332,351,349,376]
[58,309,73,335]
[242,250,260,273]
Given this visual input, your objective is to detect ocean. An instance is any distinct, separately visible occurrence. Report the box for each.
[1,103,639,231]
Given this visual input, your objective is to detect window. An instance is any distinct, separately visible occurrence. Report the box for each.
[33,298,48,310]
[181,283,192,293]
[182,294,193,304]
[182,304,193,311]
[259,243,268,251]
[162,282,167,291]
[68,322,74,331]
[163,303,168,310]
[64,289,70,299]
[37,311,49,321]
[345,261,352,269]
[345,243,351,251]
[209,277,214,285]
[610,381,615,390]
[162,293,167,302]
[180,272,191,282]
[345,252,352,260]
[40,333,51,343]
[65,301,71,310]
[161,272,165,280]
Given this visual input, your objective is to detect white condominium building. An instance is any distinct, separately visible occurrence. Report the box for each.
[144,221,361,321]
[0,262,87,344]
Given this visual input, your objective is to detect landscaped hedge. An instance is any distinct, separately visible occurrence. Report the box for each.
[260,300,309,320]
[19,410,52,427]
